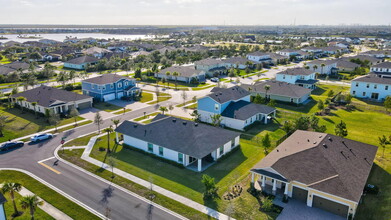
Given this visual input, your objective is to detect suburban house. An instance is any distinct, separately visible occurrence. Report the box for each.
[336,60,360,73]
[223,57,252,69]
[155,65,206,83]
[276,49,300,57]
[250,130,377,219]
[82,47,112,58]
[306,60,338,75]
[276,67,318,89]
[63,56,99,70]
[268,53,289,64]
[0,61,40,76]
[197,86,276,131]
[82,73,140,101]
[0,193,6,220]
[10,85,93,114]
[115,114,240,172]
[341,55,382,66]
[321,46,345,55]
[241,81,312,104]
[350,74,391,101]
[370,62,391,77]
[301,47,323,56]
[327,41,349,49]
[194,58,226,76]
[246,52,272,64]
[360,50,390,58]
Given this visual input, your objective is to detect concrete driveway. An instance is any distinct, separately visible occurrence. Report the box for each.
[79,108,115,120]
[276,199,345,220]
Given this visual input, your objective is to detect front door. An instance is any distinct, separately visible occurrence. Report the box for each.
[371,93,379,100]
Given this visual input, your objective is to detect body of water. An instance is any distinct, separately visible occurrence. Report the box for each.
[0,33,153,43]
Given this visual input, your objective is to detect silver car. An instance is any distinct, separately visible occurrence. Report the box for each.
[30,133,53,142]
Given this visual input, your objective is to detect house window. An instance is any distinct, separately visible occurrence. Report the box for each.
[363,92,366,96]
[355,83,359,87]
[214,104,219,111]
[110,84,114,89]
[178,153,183,163]
[283,75,286,79]
[366,84,369,88]
[386,86,389,90]
[118,83,122,88]
[374,85,377,89]
[231,138,236,148]
[352,91,356,95]
[102,85,106,90]
[125,82,128,86]
[219,146,224,155]
[92,84,95,89]
[159,147,164,156]
[147,143,153,152]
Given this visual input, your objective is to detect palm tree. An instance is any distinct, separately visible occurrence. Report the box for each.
[320,63,326,75]
[378,135,390,158]
[103,126,114,153]
[165,71,171,88]
[264,85,270,100]
[16,96,26,113]
[172,71,180,90]
[20,195,43,220]
[31,102,38,118]
[57,71,68,88]
[111,119,120,129]
[159,106,168,115]
[2,182,22,216]
[312,65,318,73]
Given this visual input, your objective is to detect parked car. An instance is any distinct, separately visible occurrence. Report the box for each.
[30,133,53,142]
[0,141,24,152]
[210,77,219,82]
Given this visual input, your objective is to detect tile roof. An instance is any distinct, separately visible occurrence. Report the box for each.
[252,130,378,203]
[115,115,240,159]
[277,67,315,76]
[241,81,311,98]
[65,56,99,65]
[221,100,275,120]
[11,85,92,108]
[208,86,250,104]
[352,74,391,84]
[158,65,204,78]
[83,73,133,85]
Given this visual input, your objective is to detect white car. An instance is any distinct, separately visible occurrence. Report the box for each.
[30,133,53,142]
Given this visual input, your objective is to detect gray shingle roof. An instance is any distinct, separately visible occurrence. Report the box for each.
[11,85,92,107]
[83,73,133,85]
[307,60,338,65]
[82,47,112,55]
[65,56,99,65]
[352,74,391,84]
[252,130,378,203]
[115,115,240,159]
[224,57,251,65]
[208,86,250,104]
[194,58,224,66]
[247,51,270,56]
[277,67,315,76]
[241,81,311,98]
[336,60,360,69]
[341,55,381,64]
[221,100,275,120]
[158,66,204,78]
[371,62,391,69]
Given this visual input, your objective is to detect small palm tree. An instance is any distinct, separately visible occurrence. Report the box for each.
[111,119,120,129]
[172,71,180,90]
[320,63,326,75]
[264,85,270,100]
[20,195,43,220]
[2,182,22,216]
[31,102,38,118]
[313,65,318,72]
[16,96,26,113]
[103,126,114,153]
[165,71,171,88]
[159,106,168,115]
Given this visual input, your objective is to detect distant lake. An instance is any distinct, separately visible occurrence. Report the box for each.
[0,33,154,43]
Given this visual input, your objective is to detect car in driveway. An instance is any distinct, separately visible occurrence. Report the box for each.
[30,133,53,142]
[210,77,219,82]
[0,141,24,152]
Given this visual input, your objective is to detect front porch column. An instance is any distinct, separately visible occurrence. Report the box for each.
[284,183,289,195]
[251,172,255,183]
[272,180,277,195]
[273,110,276,117]
[264,114,268,124]
[261,175,266,187]
[197,159,202,172]
[116,132,119,143]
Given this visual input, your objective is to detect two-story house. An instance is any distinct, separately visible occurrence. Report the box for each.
[350,74,391,101]
[276,68,318,89]
[82,74,140,101]
[276,49,300,57]
[370,62,391,77]
[246,52,272,64]
[155,65,206,83]
[194,58,226,76]
[223,57,252,69]
[306,60,338,75]
[301,46,323,56]
[197,86,276,131]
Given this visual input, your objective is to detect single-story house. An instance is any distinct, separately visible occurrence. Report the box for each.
[194,58,226,76]
[198,86,276,131]
[82,47,112,58]
[115,114,241,172]
[10,85,93,114]
[341,55,382,66]
[0,61,40,76]
[350,74,391,101]
[155,65,206,83]
[336,60,360,73]
[82,73,140,101]
[63,56,99,70]
[223,57,252,69]
[250,130,377,219]
[241,81,312,104]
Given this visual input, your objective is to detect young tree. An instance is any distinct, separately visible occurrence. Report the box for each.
[172,71,180,89]
[94,112,103,133]
[345,93,353,104]
[107,156,117,179]
[103,126,114,153]
[165,71,171,88]
[262,133,271,154]
[111,119,120,129]
[31,102,38,118]
[181,90,188,106]
[190,110,201,122]
[267,99,276,107]
[159,106,168,115]
[201,174,218,199]
[335,120,348,137]
[327,90,334,98]
[210,114,222,127]
[294,116,310,130]
[0,115,7,137]
[48,113,61,132]
[16,96,26,113]
[282,120,294,134]
[317,100,325,113]
[378,135,390,158]
[69,107,79,126]
[168,105,174,114]
[20,195,43,220]
[384,96,391,112]
[2,182,22,216]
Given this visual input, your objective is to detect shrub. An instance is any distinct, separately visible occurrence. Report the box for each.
[262,197,273,212]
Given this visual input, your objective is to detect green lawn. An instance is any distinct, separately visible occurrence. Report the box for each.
[176,100,196,108]
[63,132,98,147]
[147,96,172,104]
[140,92,154,103]
[0,106,85,142]
[0,170,99,220]
[113,108,132,115]
[93,102,123,112]
[185,103,198,109]
[134,112,159,122]
[192,84,216,91]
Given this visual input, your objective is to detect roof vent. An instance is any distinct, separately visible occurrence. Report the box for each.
[328,136,332,141]
[219,92,223,95]
[349,148,356,156]
[277,149,279,152]
[323,143,327,148]
[133,124,137,128]
[195,123,198,126]
[307,139,310,142]
[172,119,176,122]
[313,141,317,144]
[183,121,187,125]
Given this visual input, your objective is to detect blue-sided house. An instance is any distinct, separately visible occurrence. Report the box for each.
[82,74,141,101]
[197,86,276,131]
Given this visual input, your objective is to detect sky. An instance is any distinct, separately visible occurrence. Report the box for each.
[0,0,390,25]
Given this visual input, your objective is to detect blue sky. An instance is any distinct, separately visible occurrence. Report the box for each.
[0,0,390,25]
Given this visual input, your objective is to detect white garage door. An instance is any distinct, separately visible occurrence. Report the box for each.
[103,93,116,101]
[117,92,124,99]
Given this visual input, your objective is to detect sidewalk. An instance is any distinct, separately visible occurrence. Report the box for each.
[77,135,233,220]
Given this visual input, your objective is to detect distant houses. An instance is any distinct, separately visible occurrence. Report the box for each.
[156,66,206,84]
[246,52,272,65]
[115,114,241,172]
[81,47,112,58]
[276,67,318,90]
[63,56,99,70]
[197,86,276,131]
[82,73,140,101]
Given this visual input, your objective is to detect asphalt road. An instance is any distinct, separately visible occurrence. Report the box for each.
[0,102,183,220]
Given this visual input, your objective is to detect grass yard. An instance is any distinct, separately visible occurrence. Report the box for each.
[147,96,172,104]
[0,170,99,220]
[192,84,216,91]
[113,108,132,115]
[63,132,98,147]
[0,106,85,142]
[93,102,123,112]
[133,112,159,122]
[140,92,154,103]
[176,100,196,108]
[185,103,198,109]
